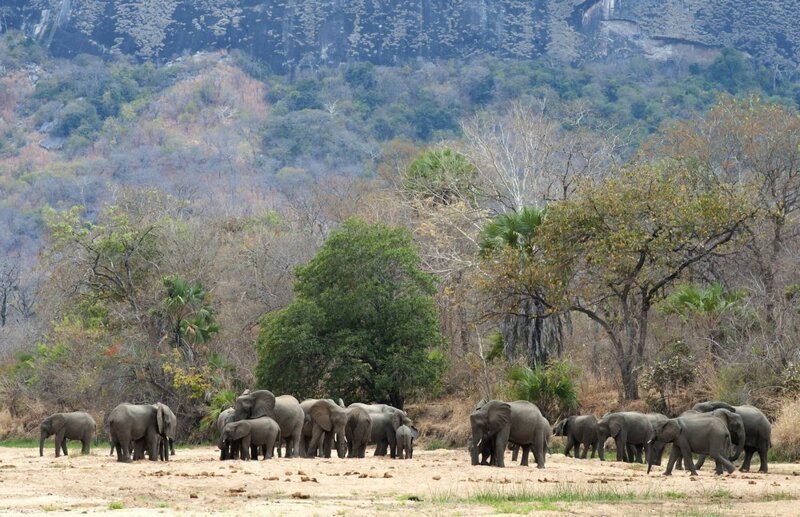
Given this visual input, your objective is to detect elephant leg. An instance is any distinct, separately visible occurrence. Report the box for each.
[757,442,769,473]
[493,433,507,468]
[695,454,706,470]
[663,447,680,476]
[564,436,574,458]
[307,426,325,458]
[54,430,66,457]
[240,437,251,461]
[635,444,644,464]
[580,442,589,459]
[711,452,735,475]
[322,431,334,458]
[615,433,627,462]
[519,444,531,467]
[679,440,698,476]
[389,433,398,459]
[740,447,755,472]
[81,437,91,455]
[511,443,519,462]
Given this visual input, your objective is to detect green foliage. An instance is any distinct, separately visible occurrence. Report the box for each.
[256,218,445,407]
[660,283,745,320]
[479,206,546,257]
[199,388,237,433]
[507,361,579,420]
[404,148,476,205]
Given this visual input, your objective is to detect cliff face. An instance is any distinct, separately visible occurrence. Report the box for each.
[2,1,797,70]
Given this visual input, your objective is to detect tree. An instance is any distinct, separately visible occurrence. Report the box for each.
[522,161,753,399]
[161,275,219,365]
[256,218,445,409]
[479,207,564,366]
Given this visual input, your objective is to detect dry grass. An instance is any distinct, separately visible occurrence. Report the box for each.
[772,398,800,460]
[407,395,477,448]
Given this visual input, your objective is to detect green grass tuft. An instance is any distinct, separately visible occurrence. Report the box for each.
[424,439,449,451]
[108,502,124,510]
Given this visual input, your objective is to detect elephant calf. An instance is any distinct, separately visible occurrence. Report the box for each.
[553,415,599,459]
[40,412,96,457]
[648,414,735,476]
[220,417,281,461]
[396,424,418,459]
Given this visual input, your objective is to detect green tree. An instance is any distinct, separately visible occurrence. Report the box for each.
[162,275,219,364]
[256,218,445,409]
[519,161,753,400]
[404,148,477,205]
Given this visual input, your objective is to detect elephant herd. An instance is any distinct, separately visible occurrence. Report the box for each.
[36,394,773,478]
[215,391,418,461]
[471,398,772,476]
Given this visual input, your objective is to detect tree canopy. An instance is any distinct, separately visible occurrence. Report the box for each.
[256,218,445,408]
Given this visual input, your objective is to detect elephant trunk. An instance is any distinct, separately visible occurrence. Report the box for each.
[731,428,745,462]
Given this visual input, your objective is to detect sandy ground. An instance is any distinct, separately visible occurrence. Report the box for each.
[1,445,799,516]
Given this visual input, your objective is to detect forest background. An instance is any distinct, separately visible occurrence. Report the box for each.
[2,13,800,455]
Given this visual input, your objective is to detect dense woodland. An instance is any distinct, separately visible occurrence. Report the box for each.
[2,28,800,450]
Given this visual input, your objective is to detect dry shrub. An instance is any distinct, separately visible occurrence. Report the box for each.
[772,398,800,460]
[576,376,620,416]
[406,395,478,448]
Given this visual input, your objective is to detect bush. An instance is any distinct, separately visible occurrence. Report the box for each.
[507,361,579,421]
[772,398,800,461]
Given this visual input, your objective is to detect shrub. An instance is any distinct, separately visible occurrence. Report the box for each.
[507,361,579,421]
[772,398,800,461]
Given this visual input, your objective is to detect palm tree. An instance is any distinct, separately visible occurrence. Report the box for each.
[162,275,219,364]
[479,207,563,367]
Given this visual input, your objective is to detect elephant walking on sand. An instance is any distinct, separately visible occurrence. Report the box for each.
[693,401,771,473]
[470,400,549,468]
[40,412,96,457]
[344,406,372,458]
[396,424,417,459]
[648,412,736,476]
[596,412,656,463]
[553,415,599,459]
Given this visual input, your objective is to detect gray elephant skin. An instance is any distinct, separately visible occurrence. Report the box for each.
[217,408,238,460]
[39,412,96,457]
[470,400,549,468]
[108,403,170,462]
[553,415,599,459]
[301,399,348,458]
[233,390,305,458]
[597,412,657,463]
[396,424,418,459]
[349,403,412,457]
[671,409,745,472]
[157,404,177,461]
[345,406,372,458]
[693,401,771,473]
[220,417,281,460]
[648,411,736,476]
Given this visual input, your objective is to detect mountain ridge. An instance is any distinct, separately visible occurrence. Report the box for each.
[3,1,798,71]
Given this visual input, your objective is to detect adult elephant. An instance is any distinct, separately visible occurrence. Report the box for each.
[345,406,372,458]
[673,409,745,472]
[232,390,305,458]
[470,400,549,468]
[369,411,404,458]
[350,403,412,456]
[303,399,347,458]
[39,412,96,457]
[108,403,169,462]
[648,412,735,476]
[552,415,599,459]
[693,401,771,473]
[597,412,655,463]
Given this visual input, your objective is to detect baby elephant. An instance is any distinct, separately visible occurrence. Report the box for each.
[396,424,418,459]
[220,417,280,461]
[40,412,96,457]
[552,415,599,459]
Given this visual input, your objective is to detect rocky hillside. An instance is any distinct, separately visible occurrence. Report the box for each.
[3,1,798,70]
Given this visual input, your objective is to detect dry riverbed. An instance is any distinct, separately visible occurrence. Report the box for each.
[0,446,798,515]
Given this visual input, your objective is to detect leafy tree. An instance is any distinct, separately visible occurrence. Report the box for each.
[479,207,563,366]
[162,275,219,364]
[404,148,476,205]
[256,218,445,409]
[517,161,754,399]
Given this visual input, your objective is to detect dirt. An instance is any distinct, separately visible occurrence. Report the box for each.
[1,446,799,515]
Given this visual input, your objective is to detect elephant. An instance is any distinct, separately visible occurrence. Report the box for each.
[351,403,413,457]
[644,413,670,465]
[216,408,239,460]
[39,412,96,457]
[344,406,372,458]
[469,400,549,468]
[693,401,771,473]
[108,403,169,462]
[648,412,735,476]
[596,412,656,463]
[673,409,745,472]
[369,411,404,458]
[232,390,305,458]
[396,424,417,459]
[156,404,177,461]
[219,417,281,460]
[301,399,347,459]
[552,415,599,459]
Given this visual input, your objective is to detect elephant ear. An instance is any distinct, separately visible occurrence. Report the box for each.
[249,390,276,418]
[153,403,165,435]
[310,400,334,432]
[608,417,622,437]
[390,411,402,430]
[487,401,511,434]
[50,413,66,431]
[410,425,419,439]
